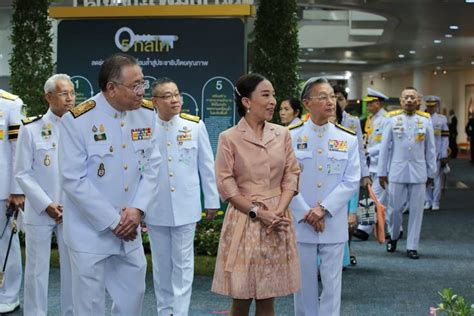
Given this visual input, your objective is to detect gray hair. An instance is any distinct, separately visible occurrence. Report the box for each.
[300,77,329,100]
[44,74,73,93]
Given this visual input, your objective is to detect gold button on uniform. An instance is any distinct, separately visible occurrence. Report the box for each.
[167,141,171,146]
[120,121,125,127]
[317,182,322,188]
[318,149,323,154]
[171,187,176,192]
[318,165,323,171]
[124,186,129,192]
[169,172,174,177]
[168,156,172,161]
[124,164,128,170]
[122,144,126,149]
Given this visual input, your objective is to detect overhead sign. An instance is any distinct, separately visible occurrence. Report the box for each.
[57,18,244,153]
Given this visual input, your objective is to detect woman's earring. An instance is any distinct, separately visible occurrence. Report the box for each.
[247,107,251,113]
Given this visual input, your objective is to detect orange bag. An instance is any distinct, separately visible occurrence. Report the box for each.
[367,184,386,244]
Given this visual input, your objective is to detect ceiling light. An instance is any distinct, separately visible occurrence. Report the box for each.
[398,54,405,58]
[409,50,416,54]
[433,39,442,44]
[471,61,474,65]
[436,66,442,70]
[449,25,459,30]
[436,56,444,60]
[445,34,453,38]
[466,0,474,3]
[442,70,447,74]
[345,87,351,94]
[344,71,352,79]
[433,71,438,75]
[307,48,314,52]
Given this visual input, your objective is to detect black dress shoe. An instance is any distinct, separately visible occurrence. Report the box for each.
[407,250,419,259]
[385,231,403,240]
[353,229,369,241]
[386,239,397,252]
[350,255,357,266]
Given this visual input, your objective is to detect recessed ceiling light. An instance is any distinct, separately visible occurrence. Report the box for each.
[449,25,459,30]
[466,0,474,3]
[433,71,438,75]
[398,54,405,58]
[409,50,416,54]
[434,39,442,44]
[442,70,448,74]
[445,34,453,38]
[471,61,474,65]
[436,66,442,70]
[436,55,444,59]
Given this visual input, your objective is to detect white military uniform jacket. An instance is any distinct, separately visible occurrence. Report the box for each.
[15,109,62,225]
[342,111,369,178]
[365,108,388,173]
[289,120,361,244]
[146,113,220,227]
[0,90,23,199]
[59,93,161,255]
[430,112,449,159]
[377,110,437,183]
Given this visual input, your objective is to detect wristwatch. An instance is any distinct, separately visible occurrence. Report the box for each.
[248,204,259,220]
[320,205,330,217]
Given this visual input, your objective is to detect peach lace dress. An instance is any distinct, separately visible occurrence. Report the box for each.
[211,118,301,299]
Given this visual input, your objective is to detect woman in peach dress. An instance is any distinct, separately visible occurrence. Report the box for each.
[211,73,301,316]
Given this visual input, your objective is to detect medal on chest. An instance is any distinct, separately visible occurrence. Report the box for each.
[97,163,105,177]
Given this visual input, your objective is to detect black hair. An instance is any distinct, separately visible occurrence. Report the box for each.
[335,102,343,124]
[332,85,348,100]
[281,97,302,118]
[234,73,267,117]
[98,53,139,92]
[151,77,177,95]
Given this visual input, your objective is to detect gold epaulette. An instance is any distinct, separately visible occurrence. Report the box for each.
[416,110,430,118]
[180,112,200,123]
[441,130,450,137]
[22,115,43,125]
[8,124,21,140]
[382,111,390,117]
[0,90,19,101]
[288,120,304,130]
[335,123,356,135]
[70,100,96,118]
[388,109,403,117]
[142,99,154,111]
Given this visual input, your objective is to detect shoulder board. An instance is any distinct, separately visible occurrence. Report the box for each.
[382,111,390,117]
[21,115,43,125]
[416,110,430,118]
[180,112,200,123]
[288,120,304,130]
[142,99,154,111]
[441,130,450,137]
[70,100,96,119]
[335,123,356,135]
[388,109,403,117]
[0,90,19,101]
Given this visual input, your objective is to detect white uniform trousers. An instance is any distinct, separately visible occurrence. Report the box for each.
[388,183,426,250]
[148,223,196,316]
[426,160,442,208]
[69,246,146,315]
[0,201,21,305]
[24,223,73,316]
[294,242,345,316]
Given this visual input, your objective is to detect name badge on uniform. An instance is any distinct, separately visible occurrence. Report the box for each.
[296,136,308,150]
[131,127,152,141]
[93,124,107,141]
[328,140,347,152]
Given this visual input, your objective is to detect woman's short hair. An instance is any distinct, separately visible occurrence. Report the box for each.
[281,97,302,118]
[332,85,348,100]
[234,73,267,117]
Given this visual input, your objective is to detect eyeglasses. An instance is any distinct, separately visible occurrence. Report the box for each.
[307,94,337,102]
[153,93,182,102]
[114,80,146,93]
[52,91,76,98]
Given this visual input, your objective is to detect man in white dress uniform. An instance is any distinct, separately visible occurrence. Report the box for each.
[0,89,24,314]
[290,77,360,316]
[58,53,161,315]
[15,74,74,315]
[147,77,220,316]
[378,87,436,259]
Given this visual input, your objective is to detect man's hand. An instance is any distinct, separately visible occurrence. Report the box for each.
[440,158,449,167]
[45,203,63,224]
[7,194,25,210]
[379,176,388,189]
[113,207,142,241]
[361,176,372,187]
[205,209,218,220]
[304,205,327,232]
[426,177,434,187]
